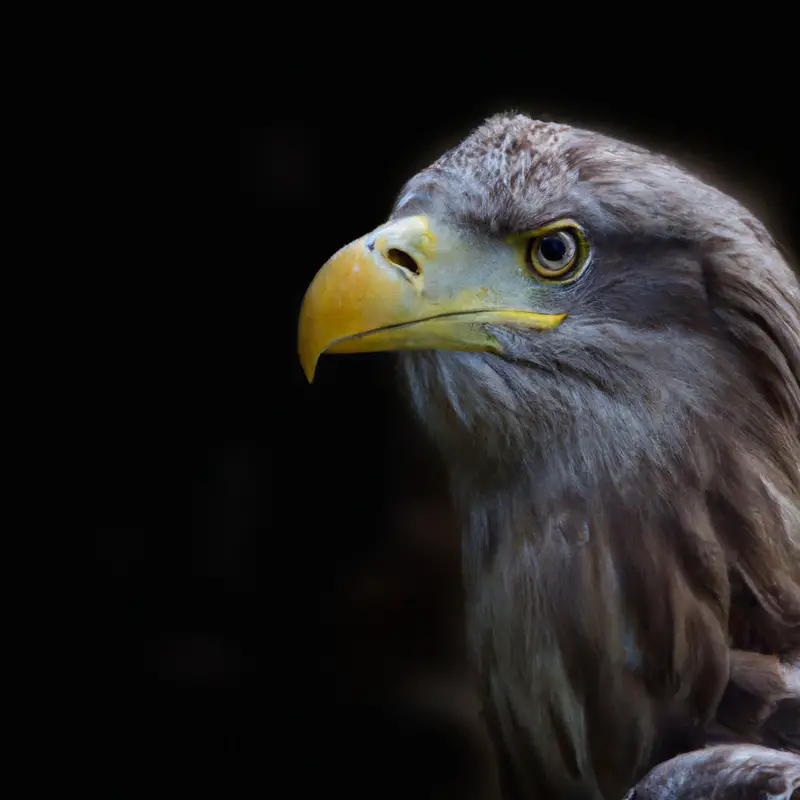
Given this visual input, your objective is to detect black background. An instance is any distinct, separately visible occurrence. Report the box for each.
[94,62,798,795]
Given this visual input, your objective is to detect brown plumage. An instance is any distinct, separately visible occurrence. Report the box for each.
[299,113,800,798]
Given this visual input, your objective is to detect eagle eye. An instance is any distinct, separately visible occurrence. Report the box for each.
[523,223,589,283]
[526,229,582,280]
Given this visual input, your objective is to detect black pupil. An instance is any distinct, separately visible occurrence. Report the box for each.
[540,236,567,263]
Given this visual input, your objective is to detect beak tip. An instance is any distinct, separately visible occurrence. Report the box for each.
[298,308,318,383]
[299,343,318,384]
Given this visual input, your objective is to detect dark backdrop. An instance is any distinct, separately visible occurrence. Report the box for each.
[94,70,798,795]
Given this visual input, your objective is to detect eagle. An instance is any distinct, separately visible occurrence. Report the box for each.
[297,113,800,798]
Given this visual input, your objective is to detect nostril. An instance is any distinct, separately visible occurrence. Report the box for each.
[386,248,420,275]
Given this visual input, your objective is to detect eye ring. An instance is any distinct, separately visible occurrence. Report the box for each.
[526,229,581,280]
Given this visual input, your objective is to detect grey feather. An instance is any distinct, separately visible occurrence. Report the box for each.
[391,114,800,798]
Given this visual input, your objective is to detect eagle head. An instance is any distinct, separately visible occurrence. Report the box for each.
[297,113,800,797]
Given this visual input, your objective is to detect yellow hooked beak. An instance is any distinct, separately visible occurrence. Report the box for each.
[298,215,566,382]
